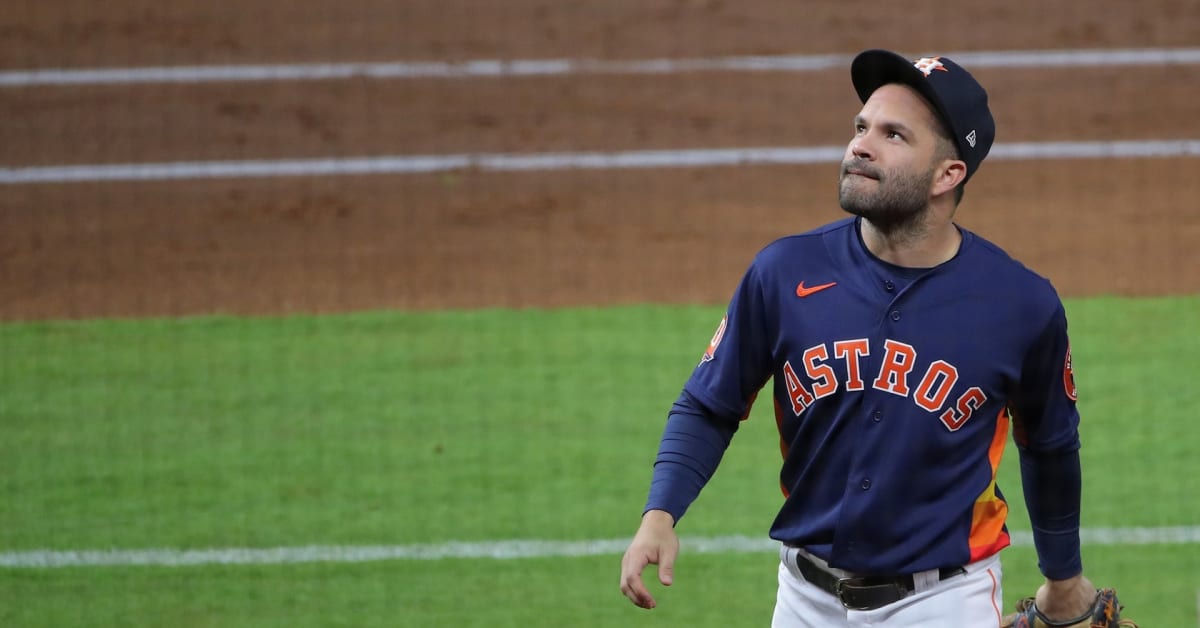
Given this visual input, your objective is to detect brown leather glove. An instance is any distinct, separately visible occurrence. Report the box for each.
[1000,588,1138,627]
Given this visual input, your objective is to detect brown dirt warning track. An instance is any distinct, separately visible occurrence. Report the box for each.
[2,1,1199,320]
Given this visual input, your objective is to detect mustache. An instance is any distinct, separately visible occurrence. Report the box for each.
[841,160,881,180]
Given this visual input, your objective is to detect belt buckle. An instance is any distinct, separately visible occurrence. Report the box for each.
[835,577,872,611]
[836,576,908,611]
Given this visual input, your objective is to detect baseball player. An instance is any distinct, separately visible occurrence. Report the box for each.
[619,50,1105,627]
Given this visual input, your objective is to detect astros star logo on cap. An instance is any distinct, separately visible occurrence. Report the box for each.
[913,57,949,76]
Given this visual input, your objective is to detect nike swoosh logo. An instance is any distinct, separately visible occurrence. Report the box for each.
[796,281,837,297]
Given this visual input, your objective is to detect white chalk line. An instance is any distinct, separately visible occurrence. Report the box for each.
[2,140,1197,185]
[2,526,1198,569]
[2,47,1199,87]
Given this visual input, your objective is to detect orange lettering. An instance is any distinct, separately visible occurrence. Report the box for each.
[872,339,916,396]
[803,345,838,399]
[914,360,959,412]
[833,339,870,391]
[782,361,815,415]
[940,387,986,431]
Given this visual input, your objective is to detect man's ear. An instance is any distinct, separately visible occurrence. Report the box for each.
[932,160,967,197]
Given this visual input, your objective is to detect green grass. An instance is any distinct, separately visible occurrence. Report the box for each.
[1,297,1197,626]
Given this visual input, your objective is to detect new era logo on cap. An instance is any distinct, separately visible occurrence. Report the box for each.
[851,49,996,184]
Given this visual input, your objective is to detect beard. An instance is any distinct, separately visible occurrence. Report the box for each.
[838,159,936,232]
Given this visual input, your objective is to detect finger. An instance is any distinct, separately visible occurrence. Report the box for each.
[657,546,677,586]
[620,553,657,609]
[620,571,656,608]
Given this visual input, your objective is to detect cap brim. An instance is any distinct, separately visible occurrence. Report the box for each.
[851,49,952,136]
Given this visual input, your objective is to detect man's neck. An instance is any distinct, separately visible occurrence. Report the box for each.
[860,216,962,269]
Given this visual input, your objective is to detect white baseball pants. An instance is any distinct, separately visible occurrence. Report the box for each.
[771,545,1004,627]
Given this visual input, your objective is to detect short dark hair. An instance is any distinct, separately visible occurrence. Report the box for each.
[932,130,966,206]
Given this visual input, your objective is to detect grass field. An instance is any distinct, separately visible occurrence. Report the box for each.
[2,297,1198,626]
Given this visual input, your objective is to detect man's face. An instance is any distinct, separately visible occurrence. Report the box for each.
[838,84,945,228]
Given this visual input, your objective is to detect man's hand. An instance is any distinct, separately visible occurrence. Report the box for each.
[619,509,679,609]
[1034,574,1098,621]
[1001,578,1137,627]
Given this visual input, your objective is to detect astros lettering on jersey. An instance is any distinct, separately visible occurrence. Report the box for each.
[685,216,1080,575]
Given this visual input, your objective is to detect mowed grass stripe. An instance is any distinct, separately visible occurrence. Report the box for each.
[4,526,1199,568]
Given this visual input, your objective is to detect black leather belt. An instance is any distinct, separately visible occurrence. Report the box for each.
[791,549,965,611]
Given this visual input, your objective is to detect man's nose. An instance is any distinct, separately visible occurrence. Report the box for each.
[850,137,874,160]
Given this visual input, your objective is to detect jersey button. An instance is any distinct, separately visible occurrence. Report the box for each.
[884,281,895,291]
[890,310,901,321]
[872,410,882,422]
[861,478,872,490]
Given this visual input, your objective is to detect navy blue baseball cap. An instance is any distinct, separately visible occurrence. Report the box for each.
[850,49,995,184]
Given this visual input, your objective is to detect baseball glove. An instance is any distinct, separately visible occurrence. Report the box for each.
[1000,588,1138,627]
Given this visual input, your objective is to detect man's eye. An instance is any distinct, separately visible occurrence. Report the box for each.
[888,131,903,140]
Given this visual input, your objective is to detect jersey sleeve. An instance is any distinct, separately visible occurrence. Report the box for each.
[682,257,775,422]
[642,393,739,523]
[1011,301,1086,579]
[1010,301,1081,454]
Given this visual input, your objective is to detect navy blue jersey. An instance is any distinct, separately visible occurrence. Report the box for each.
[683,216,1080,574]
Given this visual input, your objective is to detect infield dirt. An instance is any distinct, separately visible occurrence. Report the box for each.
[3,2,1198,320]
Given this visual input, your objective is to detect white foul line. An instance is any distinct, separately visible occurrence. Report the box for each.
[2,48,1199,87]
[2,140,1197,185]
[2,526,1198,569]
